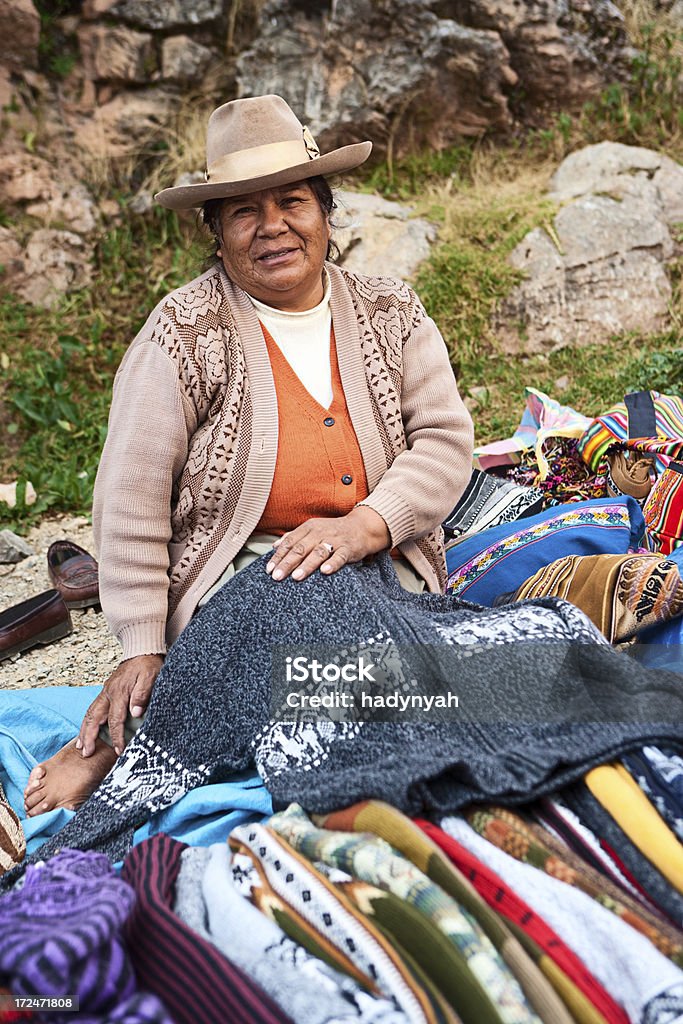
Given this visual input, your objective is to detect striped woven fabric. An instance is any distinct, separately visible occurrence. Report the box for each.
[315,801,575,1024]
[270,802,541,1024]
[443,470,545,540]
[498,552,683,643]
[0,782,24,877]
[122,834,289,1024]
[415,820,626,1024]
[577,392,683,474]
[229,822,444,1023]
[643,462,683,555]
[465,806,683,966]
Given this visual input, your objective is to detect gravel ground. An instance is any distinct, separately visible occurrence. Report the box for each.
[0,515,120,690]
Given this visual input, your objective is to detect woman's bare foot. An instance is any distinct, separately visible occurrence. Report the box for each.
[23,737,118,816]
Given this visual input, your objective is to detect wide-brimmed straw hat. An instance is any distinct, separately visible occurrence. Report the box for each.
[155,94,372,210]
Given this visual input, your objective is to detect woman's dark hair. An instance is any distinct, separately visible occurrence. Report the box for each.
[201,174,339,263]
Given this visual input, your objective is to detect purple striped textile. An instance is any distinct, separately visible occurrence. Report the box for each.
[0,849,170,1023]
[121,834,292,1024]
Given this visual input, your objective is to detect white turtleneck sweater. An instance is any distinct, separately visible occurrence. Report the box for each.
[247,271,333,409]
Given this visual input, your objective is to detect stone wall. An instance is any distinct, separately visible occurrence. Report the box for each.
[0,0,646,168]
[0,0,680,316]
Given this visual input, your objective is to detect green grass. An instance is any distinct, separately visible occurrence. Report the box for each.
[0,207,204,530]
[456,327,683,446]
[34,0,80,80]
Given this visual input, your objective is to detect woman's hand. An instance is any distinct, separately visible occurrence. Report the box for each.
[266,506,391,582]
[77,654,164,757]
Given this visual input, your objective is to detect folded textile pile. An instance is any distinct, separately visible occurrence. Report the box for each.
[2,790,683,1024]
[7,550,683,879]
[443,470,545,541]
[446,497,643,604]
[0,849,171,1023]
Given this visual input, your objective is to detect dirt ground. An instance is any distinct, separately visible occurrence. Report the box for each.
[0,515,119,690]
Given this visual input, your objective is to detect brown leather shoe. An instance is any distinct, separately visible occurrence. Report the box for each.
[0,590,72,662]
[47,539,99,609]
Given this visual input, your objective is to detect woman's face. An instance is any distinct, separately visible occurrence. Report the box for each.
[217,180,331,312]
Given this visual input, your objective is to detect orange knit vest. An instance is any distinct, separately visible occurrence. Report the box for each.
[256,323,370,534]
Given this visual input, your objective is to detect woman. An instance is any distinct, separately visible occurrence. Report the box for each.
[24,94,474,815]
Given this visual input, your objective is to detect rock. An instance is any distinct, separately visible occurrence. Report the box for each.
[172,170,205,188]
[78,24,156,83]
[555,194,673,267]
[13,229,93,308]
[0,530,34,564]
[495,144,679,352]
[0,153,54,205]
[0,153,98,233]
[71,87,178,159]
[549,141,661,200]
[452,0,633,109]
[128,189,153,214]
[0,65,13,109]
[26,181,98,234]
[334,191,436,280]
[0,481,37,508]
[653,158,683,227]
[238,1,517,155]
[550,141,683,225]
[0,0,40,71]
[161,35,217,81]
[0,227,25,282]
[82,0,118,16]
[97,0,224,30]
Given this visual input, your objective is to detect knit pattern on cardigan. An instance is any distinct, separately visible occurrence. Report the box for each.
[142,265,446,621]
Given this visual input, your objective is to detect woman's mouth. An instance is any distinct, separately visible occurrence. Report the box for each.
[257,248,299,266]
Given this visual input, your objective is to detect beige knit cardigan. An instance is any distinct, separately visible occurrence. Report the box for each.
[93,262,474,660]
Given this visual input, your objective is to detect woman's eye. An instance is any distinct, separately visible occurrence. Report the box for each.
[282,196,303,206]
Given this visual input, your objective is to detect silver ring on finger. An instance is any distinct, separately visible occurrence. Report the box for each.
[321,541,334,555]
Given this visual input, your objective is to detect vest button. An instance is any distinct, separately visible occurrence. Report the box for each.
[323,416,335,426]
[341,474,353,485]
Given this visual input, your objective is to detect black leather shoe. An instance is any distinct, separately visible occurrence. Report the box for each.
[0,590,72,662]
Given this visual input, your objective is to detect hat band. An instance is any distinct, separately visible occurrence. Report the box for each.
[206,139,317,185]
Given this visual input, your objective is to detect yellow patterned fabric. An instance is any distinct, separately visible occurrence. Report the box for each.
[585,764,683,893]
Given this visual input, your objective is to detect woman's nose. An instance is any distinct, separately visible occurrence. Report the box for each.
[257,201,287,236]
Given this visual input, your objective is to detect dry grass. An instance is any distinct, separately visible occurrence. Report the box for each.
[417,147,556,249]
[140,101,217,197]
[619,0,683,58]
[410,145,558,361]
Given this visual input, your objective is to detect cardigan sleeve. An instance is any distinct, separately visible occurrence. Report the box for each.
[93,337,197,660]
[356,307,474,547]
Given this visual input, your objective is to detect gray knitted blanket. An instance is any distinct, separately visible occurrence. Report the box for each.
[13,552,683,866]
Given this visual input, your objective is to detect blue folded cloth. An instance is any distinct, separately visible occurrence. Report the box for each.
[633,545,683,675]
[0,687,271,857]
[446,496,645,605]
